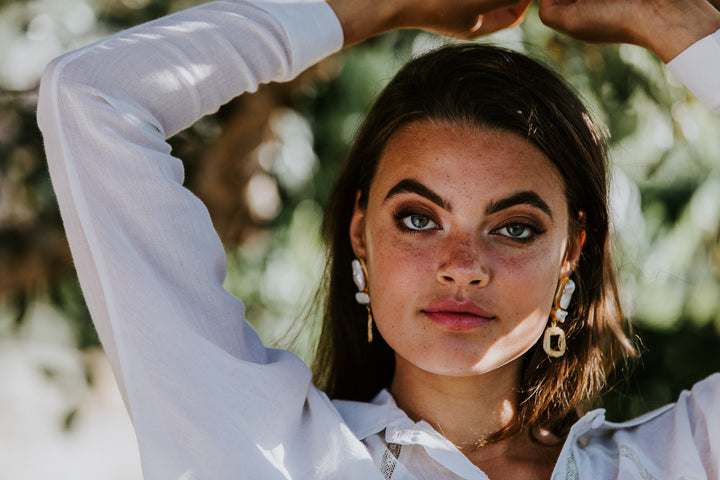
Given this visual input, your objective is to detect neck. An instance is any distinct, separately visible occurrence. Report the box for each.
[389,355,523,457]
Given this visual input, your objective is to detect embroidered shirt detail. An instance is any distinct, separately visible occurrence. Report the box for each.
[620,445,657,480]
[380,443,402,479]
[566,448,579,480]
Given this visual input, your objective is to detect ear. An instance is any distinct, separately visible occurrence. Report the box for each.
[560,210,586,278]
[349,191,367,259]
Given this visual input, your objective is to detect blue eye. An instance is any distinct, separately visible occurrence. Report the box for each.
[402,214,438,231]
[498,223,533,239]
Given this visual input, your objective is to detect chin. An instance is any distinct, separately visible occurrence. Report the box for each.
[415,346,529,379]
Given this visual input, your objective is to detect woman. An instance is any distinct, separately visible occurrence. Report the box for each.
[38,0,720,478]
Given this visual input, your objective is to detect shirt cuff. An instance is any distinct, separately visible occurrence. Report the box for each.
[256,0,344,76]
[667,29,720,113]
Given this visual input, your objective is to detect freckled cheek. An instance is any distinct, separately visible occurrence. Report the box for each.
[371,236,436,290]
[493,252,555,283]
[491,248,562,315]
[365,230,438,323]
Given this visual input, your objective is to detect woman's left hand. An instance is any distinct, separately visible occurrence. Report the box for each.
[537,0,720,62]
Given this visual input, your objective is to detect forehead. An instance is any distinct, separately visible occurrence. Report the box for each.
[371,121,566,205]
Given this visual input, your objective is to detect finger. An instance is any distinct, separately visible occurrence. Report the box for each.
[536,0,578,32]
[472,0,532,35]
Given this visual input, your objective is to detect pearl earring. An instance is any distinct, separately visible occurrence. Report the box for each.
[543,277,575,358]
[352,258,373,343]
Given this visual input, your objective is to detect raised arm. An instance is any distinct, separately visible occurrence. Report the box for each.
[38,2,350,477]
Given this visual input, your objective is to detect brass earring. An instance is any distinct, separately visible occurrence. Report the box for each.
[352,258,373,343]
[543,277,575,358]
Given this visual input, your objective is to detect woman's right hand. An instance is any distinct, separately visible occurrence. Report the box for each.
[327,0,532,46]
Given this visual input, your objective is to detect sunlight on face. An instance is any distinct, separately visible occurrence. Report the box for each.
[350,120,575,380]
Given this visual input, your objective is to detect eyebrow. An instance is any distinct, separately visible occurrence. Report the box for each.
[383,179,451,211]
[383,179,554,220]
[486,191,554,220]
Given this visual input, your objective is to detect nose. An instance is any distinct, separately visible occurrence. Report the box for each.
[436,231,490,287]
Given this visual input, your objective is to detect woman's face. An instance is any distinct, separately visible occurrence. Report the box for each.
[350,120,579,378]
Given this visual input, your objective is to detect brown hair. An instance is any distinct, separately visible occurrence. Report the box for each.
[312,43,637,441]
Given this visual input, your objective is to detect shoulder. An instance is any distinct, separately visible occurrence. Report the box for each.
[553,374,720,479]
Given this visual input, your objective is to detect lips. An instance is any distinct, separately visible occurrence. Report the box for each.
[422,299,495,331]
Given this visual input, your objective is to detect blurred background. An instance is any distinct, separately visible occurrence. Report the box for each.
[2,0,720,478]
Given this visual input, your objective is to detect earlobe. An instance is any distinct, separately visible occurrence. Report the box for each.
[349,191,367,258]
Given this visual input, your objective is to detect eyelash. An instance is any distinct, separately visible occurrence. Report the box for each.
[491,221,545,244]
[393,208,440,233]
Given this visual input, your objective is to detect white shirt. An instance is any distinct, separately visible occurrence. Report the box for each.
[37,1,720,478]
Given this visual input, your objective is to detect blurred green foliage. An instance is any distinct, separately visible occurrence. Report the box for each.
[1,0,719,422]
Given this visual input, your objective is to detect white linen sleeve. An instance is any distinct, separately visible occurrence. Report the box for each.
[36,2,383,479]
[667,29,720,113]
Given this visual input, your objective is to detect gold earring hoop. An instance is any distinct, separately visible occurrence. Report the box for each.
[543,277,575,358]
[352,258,373,343]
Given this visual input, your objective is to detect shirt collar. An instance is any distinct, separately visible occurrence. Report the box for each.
[332,389,404,441]
[551,403,676,479]
[334,388,674,444]
[333,390,490,479]
[334,388,677,480]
